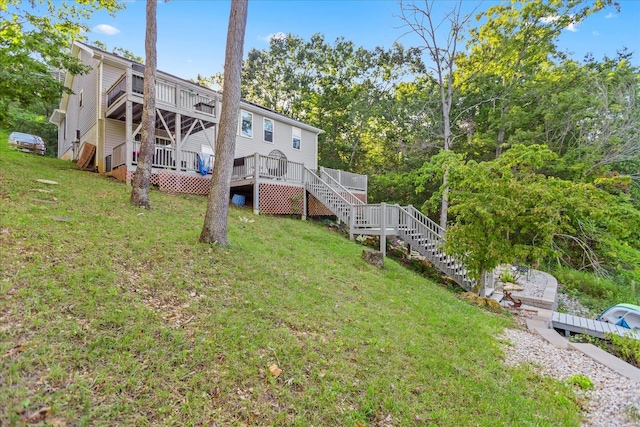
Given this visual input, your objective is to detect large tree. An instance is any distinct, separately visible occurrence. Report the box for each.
[236,34,423,172]
[200,0,248,246]
[0,0,122,125]
[455,0,618,158]
[418,145,640,291]
[130,0,157,209]
[398,0,477,230]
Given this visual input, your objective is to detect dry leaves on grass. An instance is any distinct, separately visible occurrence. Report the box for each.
[268,364,282,378]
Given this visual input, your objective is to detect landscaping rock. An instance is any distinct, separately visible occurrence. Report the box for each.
[362,250,384,268]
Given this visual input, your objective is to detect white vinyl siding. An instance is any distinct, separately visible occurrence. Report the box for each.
[234,110,317,168]
[104,119,125,156]
[101,63,127,111]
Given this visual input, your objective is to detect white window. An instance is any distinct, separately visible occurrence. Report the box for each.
[263,118,274,143]
[79,90,84,108]
[240,110,253,138]
[292,127,301,150]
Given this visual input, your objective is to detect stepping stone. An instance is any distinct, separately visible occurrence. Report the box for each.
[31,198,57,204]
[36,179,59,185]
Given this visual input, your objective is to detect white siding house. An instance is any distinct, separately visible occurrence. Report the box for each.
[50,42,321,174]
[50,42,366,215]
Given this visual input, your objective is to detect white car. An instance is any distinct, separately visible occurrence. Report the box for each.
[8,132,46,155]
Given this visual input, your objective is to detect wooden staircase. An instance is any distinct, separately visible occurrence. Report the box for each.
[305,168,493,295]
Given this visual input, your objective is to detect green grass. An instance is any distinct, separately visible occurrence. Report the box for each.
[0,129,582,426]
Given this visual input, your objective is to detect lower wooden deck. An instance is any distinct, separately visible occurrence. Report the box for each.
[552,311,640,340]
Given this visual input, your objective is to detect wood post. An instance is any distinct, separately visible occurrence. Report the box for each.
[380,203,386,264]
[125,100,133,168]
[349,205,355,241]
[302,168,307,220]
[175,112,182,170]
[253,152,260,215]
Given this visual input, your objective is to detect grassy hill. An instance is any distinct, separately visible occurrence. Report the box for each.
[0,130,582,425]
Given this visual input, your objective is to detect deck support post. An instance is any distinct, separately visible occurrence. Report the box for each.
[125,100,133,182]
[380,202,387,264]
[175,112,182,170]
[349,205,355,241]
[253,152,260,215]
[302,169,307,220]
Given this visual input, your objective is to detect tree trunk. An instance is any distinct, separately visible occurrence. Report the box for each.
[130,0,157,209]
[200,0,248,246]
[495,104,508,158]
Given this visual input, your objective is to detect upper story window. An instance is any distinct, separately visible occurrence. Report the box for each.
[292,127,301,150]
[240,110,253,138]
[79,90,84,108]
[263,118,273,143]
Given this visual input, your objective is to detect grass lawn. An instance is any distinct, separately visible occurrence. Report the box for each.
[0,130,583,426]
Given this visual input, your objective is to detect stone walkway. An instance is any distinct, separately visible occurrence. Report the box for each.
[492,265,640,426]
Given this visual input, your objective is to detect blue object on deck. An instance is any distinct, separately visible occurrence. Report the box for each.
[231,194,245,207]
[197,153,211,175]
[616,317,631,329]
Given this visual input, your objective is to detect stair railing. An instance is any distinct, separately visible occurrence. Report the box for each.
[319,169,365,206]
[304,167,354,224]
[397,205,474,292]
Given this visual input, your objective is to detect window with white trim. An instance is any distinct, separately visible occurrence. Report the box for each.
[240,110,253,138]
[263,118,274,143]
[292,127,301,150]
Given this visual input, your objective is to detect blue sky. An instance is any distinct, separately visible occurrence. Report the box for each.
[85,0,640,79]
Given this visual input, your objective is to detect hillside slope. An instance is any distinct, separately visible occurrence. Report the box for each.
[0,132,581,426]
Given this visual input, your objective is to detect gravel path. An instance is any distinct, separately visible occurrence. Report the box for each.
[500,327,640,426]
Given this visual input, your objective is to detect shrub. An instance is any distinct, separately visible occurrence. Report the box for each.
[567,374,594,390]
[500,270,516,284]
[554,267,637,312]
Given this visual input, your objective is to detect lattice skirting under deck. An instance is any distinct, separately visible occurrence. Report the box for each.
[259,183,304,215]
[308,195,333,216]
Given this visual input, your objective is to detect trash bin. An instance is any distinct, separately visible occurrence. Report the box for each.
[231,194,245,207]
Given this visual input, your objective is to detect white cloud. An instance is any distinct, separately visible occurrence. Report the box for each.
[605,12,616,19]
[260,32,286,43]
[592,31,600,36]
[541,15,578,32]
[93,24,120,36]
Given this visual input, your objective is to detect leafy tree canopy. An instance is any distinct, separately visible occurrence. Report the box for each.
[417,145,640,285]
[0,0,122,124]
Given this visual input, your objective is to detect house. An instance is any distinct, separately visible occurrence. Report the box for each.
[49,42,367,215]
[47,43,492,295]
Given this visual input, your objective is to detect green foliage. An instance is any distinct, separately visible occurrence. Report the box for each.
[571,332,640,369]
[209,33,425,173]
[608,333,640,369]
[5,104,58,156]
[554,267,638,312]
[0,0,122,125]
[416,144,640,286]
[567,374,594,390]
[500,271,516,284]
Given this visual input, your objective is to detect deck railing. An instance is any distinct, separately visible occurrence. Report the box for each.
[257,154,305,183]
[320,167,367,191]
[319,169,364,206]
[107,75,127,107]
[106,70,217,116]
[112,141,200,172]
[112,142,127,169]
